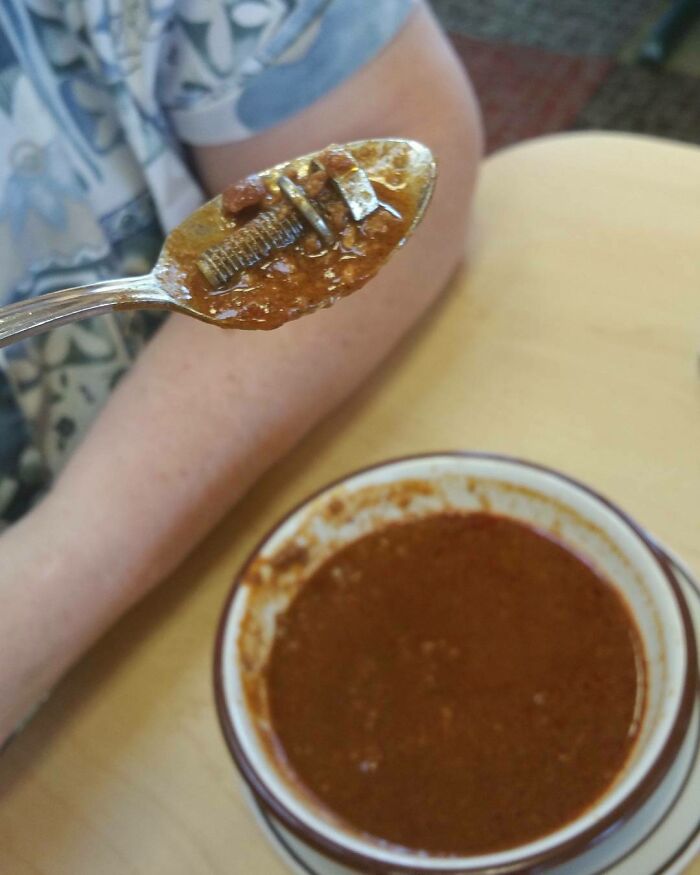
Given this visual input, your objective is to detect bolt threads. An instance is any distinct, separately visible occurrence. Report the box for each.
[197,207,305,288]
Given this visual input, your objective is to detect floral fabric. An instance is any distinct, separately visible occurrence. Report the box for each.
[0,0,413,527]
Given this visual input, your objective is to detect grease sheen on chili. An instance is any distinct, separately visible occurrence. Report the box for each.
[262,512,645,855]
[160,143,414,330]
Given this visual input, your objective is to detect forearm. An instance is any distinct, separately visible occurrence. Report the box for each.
[0,1,482,742]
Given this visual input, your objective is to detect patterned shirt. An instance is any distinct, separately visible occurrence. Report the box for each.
[0,0,413,527]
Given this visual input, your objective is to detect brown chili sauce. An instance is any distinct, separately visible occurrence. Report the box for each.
[261,512,645,855]
[159,144,415,330]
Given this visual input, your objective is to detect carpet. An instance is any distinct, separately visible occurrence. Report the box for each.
[429,0,700,153]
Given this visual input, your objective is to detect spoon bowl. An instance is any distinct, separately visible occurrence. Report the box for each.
[0,139,436,347]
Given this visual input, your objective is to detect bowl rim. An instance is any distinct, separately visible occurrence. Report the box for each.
[213,451,697,874]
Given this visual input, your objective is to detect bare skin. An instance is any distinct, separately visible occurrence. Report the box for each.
[0,2,482,744]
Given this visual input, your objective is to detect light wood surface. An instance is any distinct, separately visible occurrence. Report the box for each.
[1,132,698,875]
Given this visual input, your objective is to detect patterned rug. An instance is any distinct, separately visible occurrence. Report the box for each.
[429,0,700,153]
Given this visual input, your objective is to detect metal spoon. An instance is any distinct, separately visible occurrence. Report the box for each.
[0,139,436,348]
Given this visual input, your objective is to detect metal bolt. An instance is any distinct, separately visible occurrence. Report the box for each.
[196,150,379,289]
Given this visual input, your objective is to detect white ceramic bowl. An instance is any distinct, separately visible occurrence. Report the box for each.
[215,453,696,873]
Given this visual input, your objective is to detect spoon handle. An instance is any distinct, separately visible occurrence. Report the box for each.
[0,275,173,348]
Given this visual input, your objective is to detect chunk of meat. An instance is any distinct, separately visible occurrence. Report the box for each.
[318,148,356,176]
[303,169,328,198]
[223,175,267,215]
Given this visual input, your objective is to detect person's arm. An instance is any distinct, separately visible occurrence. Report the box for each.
[0,2,482,743]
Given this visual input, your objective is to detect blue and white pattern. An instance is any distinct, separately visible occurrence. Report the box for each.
[0,0,413,527]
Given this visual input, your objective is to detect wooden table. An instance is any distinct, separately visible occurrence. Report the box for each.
[1,133,698,875]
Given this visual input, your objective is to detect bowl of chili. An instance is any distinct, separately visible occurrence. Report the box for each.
[214,452,696,873]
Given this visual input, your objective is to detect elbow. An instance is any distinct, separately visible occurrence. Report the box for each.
[396,66,484,293]
[426,70,484,275]
[381,13,484,283]
[421,47,484,273]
